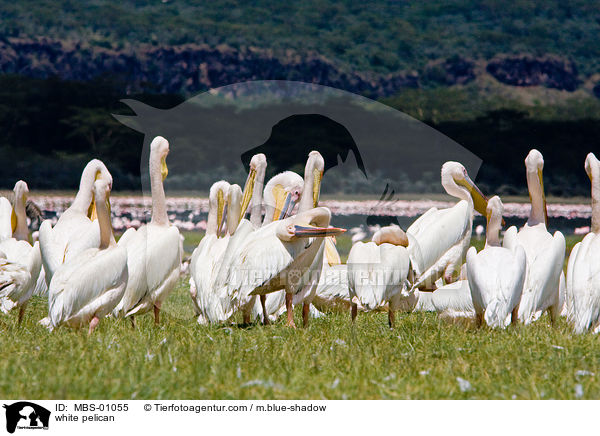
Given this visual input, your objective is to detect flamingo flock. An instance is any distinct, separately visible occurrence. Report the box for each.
[0,139,599,334]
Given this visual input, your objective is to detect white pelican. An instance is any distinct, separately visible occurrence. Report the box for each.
[189,180,230,322]
[503,149,565,324]
[407,161,488,291]
[218,154,321,327]
[348,225,410,327]
[0,181,42,323]
[190,182,244,324]
[39,159,113,286]
[466,196,526,328]
[567,153,600,333]
[239,154,267,227]
[414,281,475,319]
[47,179,127,334]
[224,206,345,328]
[250,170,304,324]
[0,197,13,241]
[113,136,182,325]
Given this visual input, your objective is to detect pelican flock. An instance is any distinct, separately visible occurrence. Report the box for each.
[0,139,596,337]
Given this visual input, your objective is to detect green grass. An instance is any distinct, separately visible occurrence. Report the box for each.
[0,232,591,400]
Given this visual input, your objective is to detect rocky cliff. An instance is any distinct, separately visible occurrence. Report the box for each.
[0,38,586,97]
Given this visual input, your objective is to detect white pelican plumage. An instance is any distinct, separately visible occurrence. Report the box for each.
[39,159,113,286]
[348,225,410,328]
[0,196,13,241]
[224,206,345,328]
[113,136,182,325]
[250,170,304,324]
[0,181,42,323]
[407,161,488,291]
[190,182,245,324]
[503,149,565,324]
[466,196,526,328]
[47,179,127,334]
[414,281,475,319]
[567,152,600,333]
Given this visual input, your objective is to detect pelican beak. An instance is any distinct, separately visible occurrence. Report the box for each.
[218,203,228,237]
[278,192,297,220]
[458,174,488,217]
[239,168,256,220]
[161,156,169,181]
[10,208,16,233]
[324,237,341,266]
[538,167,547,225]
[271,184,288,222]
[88,196,97,221]
[293,225,346,238]
[87,170,102,220]
[312,169,323,207]
[216,189,225,237]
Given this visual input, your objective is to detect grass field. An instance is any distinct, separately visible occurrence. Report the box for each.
[0,233,593,400]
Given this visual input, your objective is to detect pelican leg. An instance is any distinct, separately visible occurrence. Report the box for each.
[243,311,251,325]
[388,307,395,329]
[17,305,26,325]
[130,316,136,329]
[351,303,358,324]
[302,302,310,328]
[511,307,519,326]
[285,292,296,328]
[548,306,556,327]
[476,312,484,328]
[153,304,160,325]
[88,316,100,335]
[260,295,270,325]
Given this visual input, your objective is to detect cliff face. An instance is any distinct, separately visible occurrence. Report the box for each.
[486,55,579,91]
[0,38,585,97]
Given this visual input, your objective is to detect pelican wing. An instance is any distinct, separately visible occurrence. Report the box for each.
[0,197,12,241]
[467,245,526,328]
[517,228,566,323]
[144,225,182,305]
[567,233,600,333]
[0,239,41,308]
[348,241,409,311]
[313,264,350,312]
[49,246,128,328]
[407,201,471,286]
[414,280,474,314]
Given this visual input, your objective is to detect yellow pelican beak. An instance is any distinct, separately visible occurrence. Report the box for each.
[271,184,293,222]
[87,170,103,220]
[216,189,226,237]
[239,168,256,220]
[161,156,169,181]
[312,169,323,207]
[457,174,488,217]
[293,225,346,238]
[10,209,16,233]
[324,237,341,266]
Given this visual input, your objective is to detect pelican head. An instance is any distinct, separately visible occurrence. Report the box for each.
[209,181,230,237]
[524,149,547,225]
[585,152,599,182]
[13,180,29,203]
[485,195,504,247]
[441,161,488,216]
[227,184,243,235]
[264,171,304,223]
[371,224,408,246]
[85,159,113,220]
[150,136,170,181]
[306,151,325,208]
[11,180,29,234]
[240,153,267,219]
[276,207,346,241]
